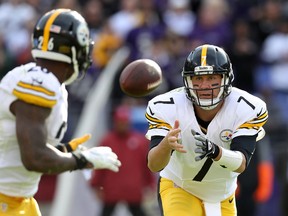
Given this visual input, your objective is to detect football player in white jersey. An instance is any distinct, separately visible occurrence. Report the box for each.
[0,9,121,216]
[145,44,268,216]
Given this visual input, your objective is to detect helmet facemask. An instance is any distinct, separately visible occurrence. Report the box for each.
[64,39,93,85]
[182,44,234,110]
[183,70,231,110]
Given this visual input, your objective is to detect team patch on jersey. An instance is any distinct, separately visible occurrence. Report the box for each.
[220,129,233,142]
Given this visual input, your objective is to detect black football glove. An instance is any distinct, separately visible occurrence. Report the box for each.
[191,129,219,161]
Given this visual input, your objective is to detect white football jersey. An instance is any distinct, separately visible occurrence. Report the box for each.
[0,63,68,197]
[145,87,268,202]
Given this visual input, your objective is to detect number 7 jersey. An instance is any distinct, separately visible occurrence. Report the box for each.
[145,87,268,202]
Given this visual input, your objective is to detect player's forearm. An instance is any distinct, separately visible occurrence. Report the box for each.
[22,144,78,174]
[213,147,246,173]
[147,139,172,172]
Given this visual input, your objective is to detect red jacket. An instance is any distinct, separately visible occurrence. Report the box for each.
[90,130,156,203]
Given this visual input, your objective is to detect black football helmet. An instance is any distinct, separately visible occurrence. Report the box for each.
[182,44,234,110]
[31,9,93,85]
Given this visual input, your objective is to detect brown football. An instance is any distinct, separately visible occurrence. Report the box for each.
[119,59,162,97]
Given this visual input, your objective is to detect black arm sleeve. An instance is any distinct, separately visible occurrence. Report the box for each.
[150,136,165,150]
[230,134,258,167]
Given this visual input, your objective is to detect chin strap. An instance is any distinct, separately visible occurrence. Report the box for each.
[64,46,79,85]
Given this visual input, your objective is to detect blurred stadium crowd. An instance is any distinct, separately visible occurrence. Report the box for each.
[1,0,288,215]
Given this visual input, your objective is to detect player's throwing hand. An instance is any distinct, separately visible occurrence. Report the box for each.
[167,120,186,153]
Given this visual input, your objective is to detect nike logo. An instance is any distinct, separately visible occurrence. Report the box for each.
[229,198,234,203]
[32,77,43,85]
[149,107,155,116]
[257,108,263,117]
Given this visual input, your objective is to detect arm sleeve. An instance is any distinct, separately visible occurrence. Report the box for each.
[149,136,164,150]
[230,134,257,167]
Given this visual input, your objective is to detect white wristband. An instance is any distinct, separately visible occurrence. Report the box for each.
[214,147,243,171]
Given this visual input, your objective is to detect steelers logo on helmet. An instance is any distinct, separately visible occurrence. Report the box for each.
[182,44,234,110]
[76,23,89,47]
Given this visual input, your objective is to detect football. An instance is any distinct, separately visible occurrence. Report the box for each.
[119,59,162,97]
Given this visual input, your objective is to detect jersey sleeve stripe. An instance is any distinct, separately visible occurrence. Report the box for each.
[148,123,171,130]
[13,89,57,108]
[145,112,172,130]
[238,110,268,130]
[16,81,55,96]
[146,112,165,123]
[257,111,268,121]
[238,120,267,130]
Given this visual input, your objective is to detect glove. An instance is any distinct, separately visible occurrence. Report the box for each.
[191,129,219,161]
[56,134,91,152]
[73,146,121,172]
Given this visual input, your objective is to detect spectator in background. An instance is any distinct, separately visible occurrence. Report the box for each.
[256,13,288,216]
[0,35,15,80]
[236,136,274,216]
[82,0,105,40]
[228,18,259,93]
[250,0,284,46]
[0,0,37,61]
[108,0,142,40]
[162,30,191,90]
[125,0,166,62]
[52,0,82,12]
[90,105,156,216]
[189,0,232,49]
[92,22,122,70]
[163,0,195,37]
[257,15,288,123]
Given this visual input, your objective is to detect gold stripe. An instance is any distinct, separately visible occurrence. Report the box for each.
[145,112,163,123]
[238,120,267,130]
[145,112,172,130]
[258,111,268,120]
[42,9,68,51]
[17,81,55,96]
[13,89,56,108]
[148,122,172,130]
[201,45,208,66]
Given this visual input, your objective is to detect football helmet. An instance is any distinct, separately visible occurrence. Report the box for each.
[182,44,234,110]
[31,9,93,85]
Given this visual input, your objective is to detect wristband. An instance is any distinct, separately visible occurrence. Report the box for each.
[214,147,243,171]
[71,153,88,170]
[210,143,220,159]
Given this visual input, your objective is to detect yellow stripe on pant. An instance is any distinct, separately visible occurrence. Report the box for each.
[0,193,41,216]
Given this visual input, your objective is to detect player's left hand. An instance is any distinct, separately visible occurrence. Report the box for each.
[191,130,219,161]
